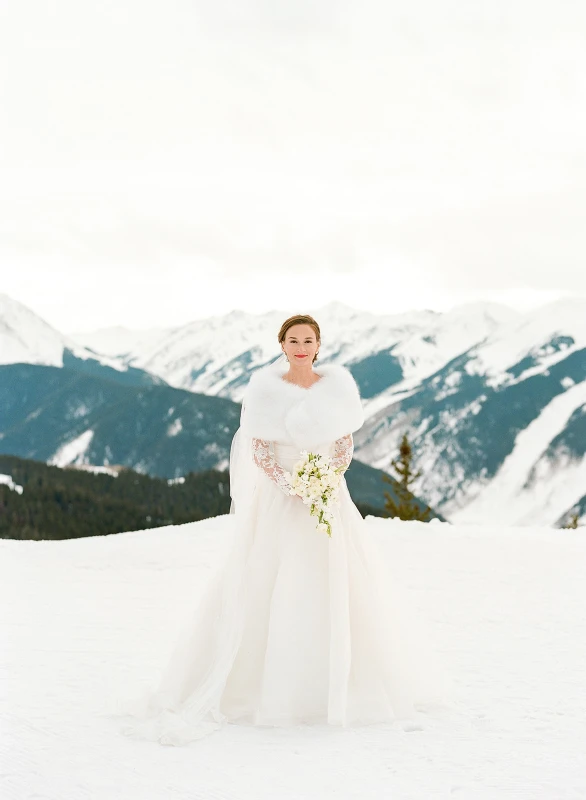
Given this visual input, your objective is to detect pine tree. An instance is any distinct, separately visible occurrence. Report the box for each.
[562,513,580,529]
[381,432,432,522]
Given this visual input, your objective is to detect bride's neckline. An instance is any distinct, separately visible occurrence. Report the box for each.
[280,373,323,390]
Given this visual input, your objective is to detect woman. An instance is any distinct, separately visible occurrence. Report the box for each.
[108,314,451,745]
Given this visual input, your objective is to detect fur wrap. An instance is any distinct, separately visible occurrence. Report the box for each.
[240,361,364,451]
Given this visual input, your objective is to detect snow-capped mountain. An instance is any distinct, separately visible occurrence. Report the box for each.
[2,293,584,527]
[70,300,517,401]
[0,293,167,387]
[355,297,586,528]
[0,293,124,370]
[67,296,585,527]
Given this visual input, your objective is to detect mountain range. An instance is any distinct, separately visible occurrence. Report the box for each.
[1,292,584,526]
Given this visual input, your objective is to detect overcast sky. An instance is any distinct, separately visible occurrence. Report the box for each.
[1,1,585,332]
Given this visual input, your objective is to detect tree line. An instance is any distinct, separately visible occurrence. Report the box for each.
[0,455,231,540]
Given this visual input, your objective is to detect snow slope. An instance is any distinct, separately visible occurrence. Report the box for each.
[2,516,585,799]
[449,379,586,526]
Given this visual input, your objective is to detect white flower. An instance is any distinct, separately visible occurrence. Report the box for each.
[287,450,342,536]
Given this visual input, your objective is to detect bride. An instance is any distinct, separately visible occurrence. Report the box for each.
[107,313,452,745]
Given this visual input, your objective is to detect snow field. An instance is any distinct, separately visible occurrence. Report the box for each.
[1,515,585,799]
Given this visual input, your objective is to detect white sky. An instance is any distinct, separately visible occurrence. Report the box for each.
[1,1,585,332]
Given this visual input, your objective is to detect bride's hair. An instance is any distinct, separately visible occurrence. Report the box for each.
[278,314,321,364]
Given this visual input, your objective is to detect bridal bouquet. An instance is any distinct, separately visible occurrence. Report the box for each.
[288,451,344,537]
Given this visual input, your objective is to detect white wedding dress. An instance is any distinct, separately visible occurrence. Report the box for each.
[105,418,452,745]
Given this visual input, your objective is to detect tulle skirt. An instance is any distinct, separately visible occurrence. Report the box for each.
[103,442,452,745]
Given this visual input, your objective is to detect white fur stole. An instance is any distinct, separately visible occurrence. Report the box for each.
[240,361,364,450]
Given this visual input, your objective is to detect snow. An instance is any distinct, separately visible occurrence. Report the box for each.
[167,417,183,437]
[68,464,120,478]
[466,297,586,379]
[47,429,94,468]
[67,401,92,420]
[448,379,586,526]
[0,473,23,493]
[2,515,586,798]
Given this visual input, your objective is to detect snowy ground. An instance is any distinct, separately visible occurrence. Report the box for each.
[2,515,585,800]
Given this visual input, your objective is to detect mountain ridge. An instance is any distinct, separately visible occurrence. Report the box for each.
[1,292,584,526]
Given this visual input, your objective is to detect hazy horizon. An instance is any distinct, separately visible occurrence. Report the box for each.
[3,288,584,338]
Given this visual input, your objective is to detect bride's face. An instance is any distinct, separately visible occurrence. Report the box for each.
[281,324,320,366]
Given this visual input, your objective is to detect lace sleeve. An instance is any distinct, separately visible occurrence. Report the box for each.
[251,438,293,496]
[331,434,354,472]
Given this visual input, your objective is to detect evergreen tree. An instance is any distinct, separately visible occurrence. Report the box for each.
[562,513,580,529]
[381,433,432,522]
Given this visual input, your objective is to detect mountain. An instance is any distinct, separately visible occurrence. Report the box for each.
[0,293,165,388]
[70,300,518,401]
[3,293,584,526]
[0,363,239,478]
[354,297,586,527]
[0,364,429,516]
